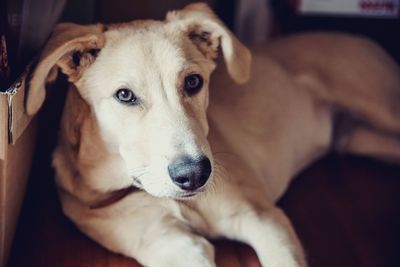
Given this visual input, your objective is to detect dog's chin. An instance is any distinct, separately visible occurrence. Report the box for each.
[132,178,144,189]
[147,190,203,199]
[173,191,200,200]
[140,186,206,200]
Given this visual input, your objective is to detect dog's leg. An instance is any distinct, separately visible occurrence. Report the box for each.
[64,195,216,267]
[140,225,216,267]
[229,207,307,267]
[200,195,307,267]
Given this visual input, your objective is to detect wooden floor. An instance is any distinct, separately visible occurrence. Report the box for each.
[7,154,400,267]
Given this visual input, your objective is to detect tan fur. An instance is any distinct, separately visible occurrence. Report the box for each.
[27,23,105,115]
[26,3,400,267]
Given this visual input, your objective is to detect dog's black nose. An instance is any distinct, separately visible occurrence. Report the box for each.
[168,156,211,191]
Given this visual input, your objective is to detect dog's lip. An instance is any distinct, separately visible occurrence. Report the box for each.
[175,187,206,199]
[178,192,197,198]
[132,177,143,188]
[131,176,208,199]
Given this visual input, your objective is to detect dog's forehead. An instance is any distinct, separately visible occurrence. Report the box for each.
[81,21,211,102]
[83,22,199,97]
[102,23,186,77]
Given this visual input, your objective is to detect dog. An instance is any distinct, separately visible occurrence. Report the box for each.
[25,3,400,267]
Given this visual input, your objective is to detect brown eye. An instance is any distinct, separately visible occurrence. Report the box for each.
[184,74,203,96]
[115,88,139,105]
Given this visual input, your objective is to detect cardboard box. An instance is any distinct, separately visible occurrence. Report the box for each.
[0,71,37,267]
[1,0,64,263]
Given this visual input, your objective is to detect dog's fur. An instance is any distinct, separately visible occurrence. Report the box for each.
[26,3,400,267]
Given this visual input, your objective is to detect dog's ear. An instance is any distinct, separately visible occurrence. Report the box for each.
[26,23,106,115]
[166,3,251,84]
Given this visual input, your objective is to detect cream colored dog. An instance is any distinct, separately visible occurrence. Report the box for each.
[26,3,400,267]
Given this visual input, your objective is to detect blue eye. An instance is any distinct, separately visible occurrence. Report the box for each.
[115,88,139,105]
[184,74,203,96]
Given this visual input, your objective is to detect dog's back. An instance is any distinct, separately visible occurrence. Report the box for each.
[209,32,400,200]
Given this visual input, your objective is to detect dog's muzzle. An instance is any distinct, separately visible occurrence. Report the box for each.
[168,155,211,191]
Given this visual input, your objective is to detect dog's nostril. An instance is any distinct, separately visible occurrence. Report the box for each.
[174,176,191,187]
[168,155,211,191]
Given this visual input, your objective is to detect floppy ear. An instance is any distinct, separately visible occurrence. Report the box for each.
[166,3,252,84]
[26,23,106,115]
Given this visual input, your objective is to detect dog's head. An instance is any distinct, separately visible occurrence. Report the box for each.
[26,3,251,199]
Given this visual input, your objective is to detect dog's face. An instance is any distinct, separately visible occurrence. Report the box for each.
[78,23,215,198]
[27,3,251,199]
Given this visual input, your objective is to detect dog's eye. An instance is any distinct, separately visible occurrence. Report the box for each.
[184,74,203,96]
[114,88,139,105]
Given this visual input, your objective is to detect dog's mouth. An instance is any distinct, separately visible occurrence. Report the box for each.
[131,172,210,199]
[132,177,143,188]
[174,186,207,199]
[131,177,201,199]
[176,192,197,199]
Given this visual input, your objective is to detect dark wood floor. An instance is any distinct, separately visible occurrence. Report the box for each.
[7,153,400,267]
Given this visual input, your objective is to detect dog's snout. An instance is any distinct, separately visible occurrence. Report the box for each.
[168,156,211,191]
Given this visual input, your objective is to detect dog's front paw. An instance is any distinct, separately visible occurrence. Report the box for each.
[146,236,216,267]
[259,255,301,267]
[255,238,305,267]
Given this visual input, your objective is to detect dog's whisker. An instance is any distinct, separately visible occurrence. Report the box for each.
[212,151,239,158]
[130,166,150,176]
[212,151,233,155]
[130,166,149,172]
